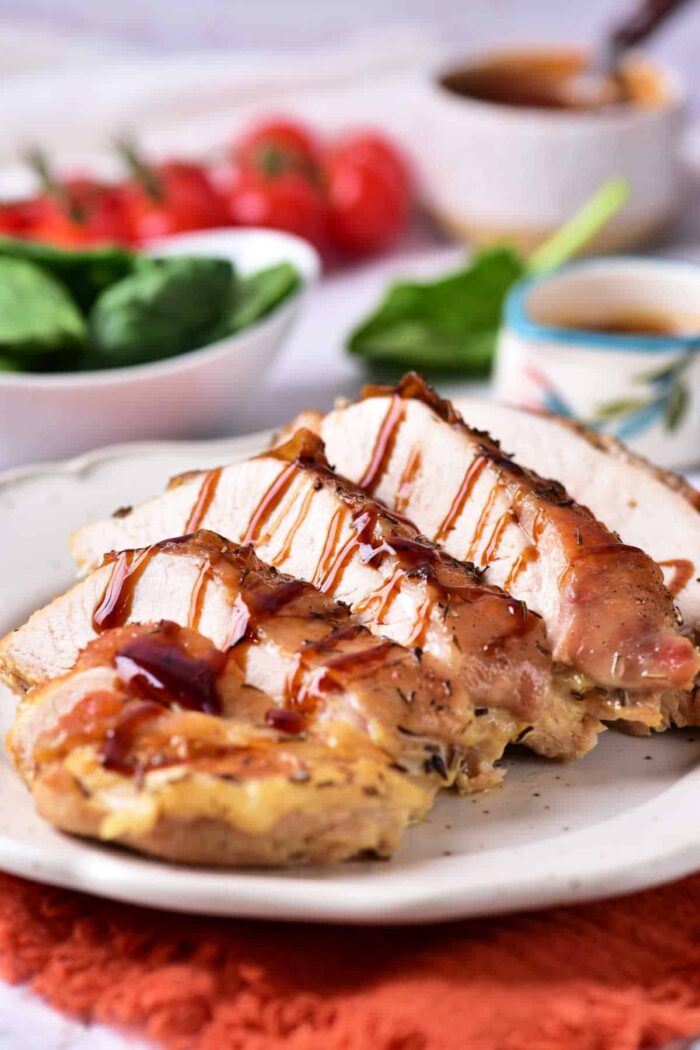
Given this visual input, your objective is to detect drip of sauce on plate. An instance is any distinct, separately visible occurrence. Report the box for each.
[658,558,694,596]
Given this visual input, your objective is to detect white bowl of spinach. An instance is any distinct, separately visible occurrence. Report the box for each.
[0,228,319,467]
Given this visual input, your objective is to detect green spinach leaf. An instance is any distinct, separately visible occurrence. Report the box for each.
[348,178,630,375]
[213,261,300,338]
[88,256,235,368]
[0,257,86,359]
[348,248,525,374]
[0,238,136,313]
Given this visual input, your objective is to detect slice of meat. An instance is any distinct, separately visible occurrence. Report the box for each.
[9,622,432,866]
[2,531,512,790]
[68,439,600,762]
[453,397,700,633]
[305,373,700,729]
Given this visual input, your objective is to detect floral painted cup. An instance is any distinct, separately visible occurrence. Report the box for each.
[494,258,700,469]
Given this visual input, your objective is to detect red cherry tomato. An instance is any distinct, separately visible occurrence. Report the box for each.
[323,132,412,254]
[326,131,412,199]
[322,131,412,254]
[235,118,320,175]
[0,201,29,237]
[31,178,131,247]
[12,197,47,235]
[121,161,228,243]
[222,167,327,248]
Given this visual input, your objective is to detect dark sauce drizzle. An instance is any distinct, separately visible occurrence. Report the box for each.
[658,558,694,597]
[115,623,224,715]
[225,577,309,648]
[102,621,227,773]
[188,558,213,630]
[93,547,156,631]
[434,455,487,544]
[102,700,164,774]
[395,447,422,514]
[359,393,405,493]
[185,467,223,533]
[243,462,297,544]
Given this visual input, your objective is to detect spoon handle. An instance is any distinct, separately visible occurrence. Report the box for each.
[609,0,693,60]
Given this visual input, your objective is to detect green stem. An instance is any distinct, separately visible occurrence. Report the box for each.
[527,178,630,274]
[115,136,163,202]
[25,147,86,224]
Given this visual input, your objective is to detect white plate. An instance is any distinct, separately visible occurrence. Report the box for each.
[1,434,699,925]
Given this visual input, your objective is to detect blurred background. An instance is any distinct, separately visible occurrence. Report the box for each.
[1,0,698,72]
[0,0,699,461]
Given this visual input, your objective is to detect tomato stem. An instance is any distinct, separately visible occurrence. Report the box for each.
[25,147,87,224]
[115,136,164,202]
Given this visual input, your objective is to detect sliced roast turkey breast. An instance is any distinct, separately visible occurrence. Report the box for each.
[9,622,431,866]
[300,374,700,727]
[453,397,700,632]
[67,438,600,762]
[2,531,514,790]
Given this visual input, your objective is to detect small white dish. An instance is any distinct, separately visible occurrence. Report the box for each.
[418,47,685,252]
[494,257,700,470]
[0,228,320,470]
[1,432,700,924]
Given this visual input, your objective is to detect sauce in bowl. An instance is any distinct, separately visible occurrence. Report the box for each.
[555,311,685,337]
[545,310,700,339]
[439,49,670,113]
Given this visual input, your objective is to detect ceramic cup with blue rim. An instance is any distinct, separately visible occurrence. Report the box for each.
[494,258,700,470]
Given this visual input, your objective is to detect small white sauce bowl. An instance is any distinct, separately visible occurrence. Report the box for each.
[494,257,700,470]
[417,47,685,252]
[0,228,320,469]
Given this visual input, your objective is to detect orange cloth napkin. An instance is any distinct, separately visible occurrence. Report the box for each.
[1,869,700,1050]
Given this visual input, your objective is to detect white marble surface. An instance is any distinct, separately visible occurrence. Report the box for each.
[0,983,147,1050]
[0,3,699,1047]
